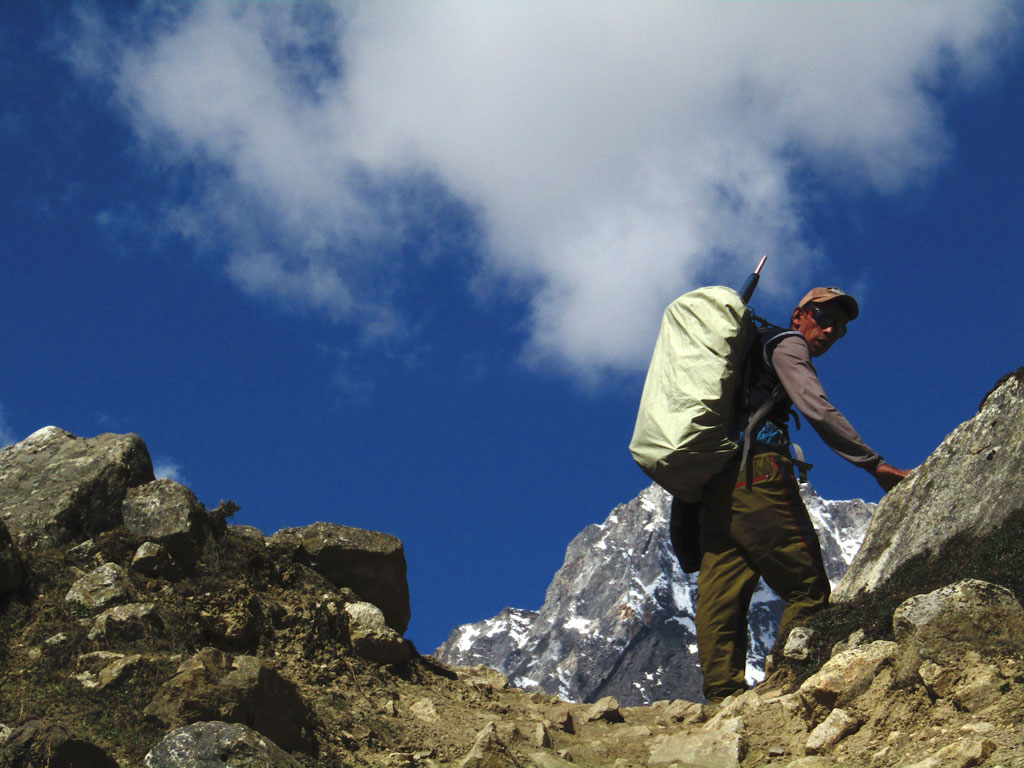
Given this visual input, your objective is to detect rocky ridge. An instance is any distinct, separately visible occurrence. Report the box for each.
[435,484,873,705]
[0,368,1022,767]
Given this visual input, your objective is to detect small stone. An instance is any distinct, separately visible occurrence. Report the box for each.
[649,730,745,768]
[806,707,861,754]
[903,737,997,768]
[784,626,815,660]
[918,661,953,699]
[71,671,101,690]
[950,665,1006,714]
[529,752,576,768]
[65,563,136,612]
[132,541,185,581]
[88,602,163,641]
[345,601,412,664]
[663,699,702,723]
[533,722,552,748]
[97,654,144,689]
[68,539,97,558]
[44,632,69,648]
[552,709,575,734]
[799,641,897,712]
[458,721,518,768]
[583,696,624,723]
[410,697,441,723]
[960,721,996,735]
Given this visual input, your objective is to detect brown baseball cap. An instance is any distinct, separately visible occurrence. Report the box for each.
[798,286,859,321]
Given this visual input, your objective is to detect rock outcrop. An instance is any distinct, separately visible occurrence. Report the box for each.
[0,426,154,547]
[268,521,411,634]
[143,647,317,755]
[122,479,210,575]
[2,389,1024,768]
[834,369,1024,601]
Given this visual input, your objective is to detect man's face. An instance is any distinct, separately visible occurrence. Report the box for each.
[793,301,850,357]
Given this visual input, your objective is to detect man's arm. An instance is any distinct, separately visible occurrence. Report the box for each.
[771,336,908,490]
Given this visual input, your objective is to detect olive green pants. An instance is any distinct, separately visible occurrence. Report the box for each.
[695,452,830,701]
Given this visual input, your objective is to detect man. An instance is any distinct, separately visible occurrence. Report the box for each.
[680,286,908,702]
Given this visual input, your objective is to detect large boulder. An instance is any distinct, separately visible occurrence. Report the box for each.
[269,522,410,634]
[0,426,154,547]
[834,371,1024,601]
[893,579,1024,664]
[0,719,119,768]
[143,647,316,755]
[123,479,210,574]
[144,721,303,768]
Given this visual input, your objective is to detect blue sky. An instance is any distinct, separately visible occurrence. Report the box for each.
[2,2,1023,653]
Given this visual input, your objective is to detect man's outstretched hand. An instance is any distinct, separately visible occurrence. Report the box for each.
[873,463,910,492]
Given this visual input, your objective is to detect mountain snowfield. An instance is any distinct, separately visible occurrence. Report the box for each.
[435,483,873,705]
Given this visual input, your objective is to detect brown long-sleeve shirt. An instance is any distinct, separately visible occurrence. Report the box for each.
[771,335,883,471]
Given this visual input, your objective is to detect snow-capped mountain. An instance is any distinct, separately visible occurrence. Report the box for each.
[435,483,874,705]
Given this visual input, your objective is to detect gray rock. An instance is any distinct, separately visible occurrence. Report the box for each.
[892,579,1024,663]
[0,426,154,547]
[458,722,521,768]
[345,601,412,664]
[132,541,185,581]
[88,602,164,641]
[799,641,897,713]
[143,647,316,755]
[950,663,1006,714]
[0,719,119,768]
[783,626,814,661]
[805,708,860,754]
[65,562,136,612]
[144,721,302,768]
[268,522,410,633]
[123,479,209,574]
[834,372,1024,601]
[648,729,745,768]
[0,521,24,594]
[903,737,997,768]
[583,696,623,723]
[97,653,150,690]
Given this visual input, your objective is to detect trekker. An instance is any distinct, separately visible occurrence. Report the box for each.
[677,286,909,703]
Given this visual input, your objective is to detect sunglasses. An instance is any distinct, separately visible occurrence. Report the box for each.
[807,305,847,337]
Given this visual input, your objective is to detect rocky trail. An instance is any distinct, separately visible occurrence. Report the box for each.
[1,369,1022,767]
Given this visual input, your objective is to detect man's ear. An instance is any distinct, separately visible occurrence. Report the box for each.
[790,307,804,329]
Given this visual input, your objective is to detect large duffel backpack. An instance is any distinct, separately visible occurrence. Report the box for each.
[629,285,754,504]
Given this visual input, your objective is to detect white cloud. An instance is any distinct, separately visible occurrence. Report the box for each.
[152,458,184,484]
[68,1,1020,376]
